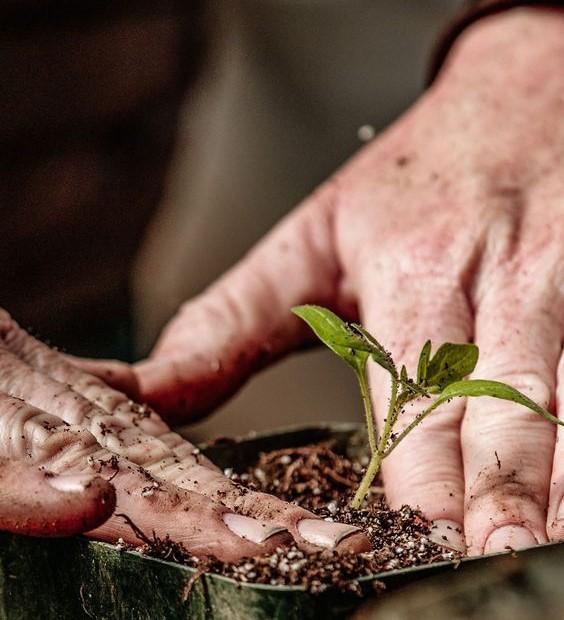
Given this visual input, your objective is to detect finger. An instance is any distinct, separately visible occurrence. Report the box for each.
[0,393,287,561]
[1,318,183,451]
[27,355,368,551]
[3,319,221,471]
[547,354,564,540]
[0,346,368,553]
[90,478,291,563]
[462,271,563,555]
[359,269,472,553]
[0,339,228,482]
[63,355,140,401]
[146,459,370,554]
[0,458,115,537]
[134,186,344,423]
[0,346,182,466]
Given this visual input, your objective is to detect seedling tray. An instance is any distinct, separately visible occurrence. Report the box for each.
[0,423,560,619]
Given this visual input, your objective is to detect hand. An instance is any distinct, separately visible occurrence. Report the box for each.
[136,9,564,554]
[0,309,368,559]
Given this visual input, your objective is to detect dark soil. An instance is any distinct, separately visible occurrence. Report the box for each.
[120,442,461,595]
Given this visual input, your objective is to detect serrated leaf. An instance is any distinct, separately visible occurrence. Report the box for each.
[292,305,369,372]
[417,340,432,385]
[425,343,478,388]
[436,379,564,426]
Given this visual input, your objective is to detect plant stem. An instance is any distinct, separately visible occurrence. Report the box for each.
[357,369,378,455]
[350,374,398,508]
[351,450,383,509]
[383,399,441,458]
[377,375,398,455]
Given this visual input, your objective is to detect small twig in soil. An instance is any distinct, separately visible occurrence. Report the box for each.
[116,513,154,547]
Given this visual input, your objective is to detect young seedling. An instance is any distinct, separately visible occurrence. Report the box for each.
[292,304,564,509]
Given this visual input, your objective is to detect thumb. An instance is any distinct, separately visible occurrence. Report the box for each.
[135,187,343,424]
[0,459,116,537]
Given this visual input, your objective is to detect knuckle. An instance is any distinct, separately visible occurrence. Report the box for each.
[466,471,545,514]
[0,393,94,464]
[479,367,552,410]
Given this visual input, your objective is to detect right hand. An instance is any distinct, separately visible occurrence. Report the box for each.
[0,309,369,560]
[134,8,564,556]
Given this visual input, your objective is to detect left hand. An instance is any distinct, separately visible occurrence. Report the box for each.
[0,309,369,557]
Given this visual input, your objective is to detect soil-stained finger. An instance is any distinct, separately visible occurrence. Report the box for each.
[0,393,286,561]
[462,273,562,554]
[358,273,472,553]
[0,458,116,537]
[144,458,370,553]
[546,353,564,542]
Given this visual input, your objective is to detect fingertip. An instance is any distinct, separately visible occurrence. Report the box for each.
[428,519,466,553]
[296,518,369,552]
[335,531,372,554]
[0,462,116,537]
[44,472,117,535]
[483,525,538,554]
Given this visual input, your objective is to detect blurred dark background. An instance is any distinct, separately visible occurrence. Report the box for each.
[0,0,463,438]
[1,0,206,360]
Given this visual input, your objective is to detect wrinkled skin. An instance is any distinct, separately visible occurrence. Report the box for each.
[4,8,564,558]
[132,9,564,555]
[0,310,369,560]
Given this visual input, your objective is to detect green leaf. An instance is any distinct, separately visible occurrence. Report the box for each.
[436,379,564,427]
[400,365,408,383]
[349,324,397,377]
[425,343,478,389]
[399,379,428,399]
[417,340,432,385]
[291,305,369,372]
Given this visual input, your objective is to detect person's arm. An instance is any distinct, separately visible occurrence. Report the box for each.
[134,6,564,555]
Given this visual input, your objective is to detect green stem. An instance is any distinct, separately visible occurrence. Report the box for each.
[350,374,398,508]
[383,399,441,458]
[351,450,383,508]
[357,369,378,455]
[378,375,398,455]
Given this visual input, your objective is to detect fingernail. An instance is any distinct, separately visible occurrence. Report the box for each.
[297,518,361,548]
[484,525,537,554]
[47,473,97,493]
[223,514,286,544]
[428,519,466,553]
